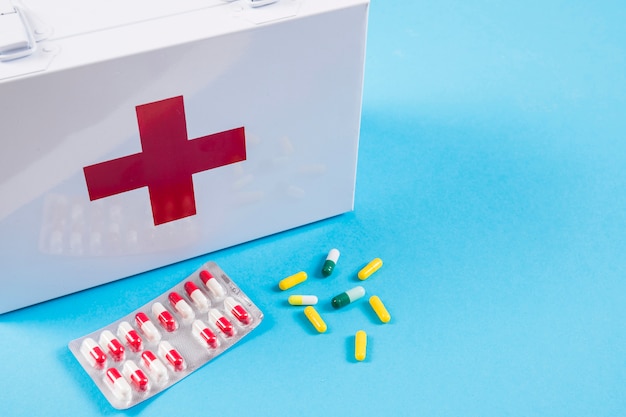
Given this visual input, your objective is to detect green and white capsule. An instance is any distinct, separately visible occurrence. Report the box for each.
[322,248,340,277]
[331,285,366,309]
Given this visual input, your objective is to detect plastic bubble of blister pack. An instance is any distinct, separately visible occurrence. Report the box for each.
[68,261,263,409]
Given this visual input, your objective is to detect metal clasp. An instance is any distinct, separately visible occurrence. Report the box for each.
[0,0,38,61]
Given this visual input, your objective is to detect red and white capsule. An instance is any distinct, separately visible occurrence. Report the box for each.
[192,319,218,349]
[80,337,107,369]
[224,296,251,325]
[184,281,209,310]
[209,308,234,337]
[200,270,225,298]
[141,350,168,384]
[135,312,161,342]
[122,360,149,392]
[117,321,143,352]
[158,341,185,371]
[152,302,178,332]
[104,367,132,402]
[99,329,125,361]
[168,291,194,320]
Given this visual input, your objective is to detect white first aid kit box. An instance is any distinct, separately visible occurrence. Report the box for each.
[0,0,369,313]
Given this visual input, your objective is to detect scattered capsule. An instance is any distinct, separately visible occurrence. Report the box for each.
[369,295,391,323]
[135,312,161,342]
[304,306,327,333]
[168,291,195,320]
[122,360,149,392]
[184,281,209,310]
[322,248,340,277]
[331,285,366,309]
[152,302,178,332]
[288,295,318,306]
[104,367,132,402]
[117,321,143,352]
[278,271,307,290]
[158,341,185,371]
[80,337,107,369]
[99,330,125,361]
[355,330,367,361]
[209,308,234,337]
[358,258,383,280]
[200,270,225,298]
[192,319,218,349]
[224,296,250,325]
[141,350,168,384]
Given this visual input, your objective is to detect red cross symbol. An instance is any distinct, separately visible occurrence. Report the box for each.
[83,96,246,225]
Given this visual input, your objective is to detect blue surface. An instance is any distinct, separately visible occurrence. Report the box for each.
[2,1,626,415]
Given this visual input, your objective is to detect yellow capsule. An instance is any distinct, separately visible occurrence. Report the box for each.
[278,271,307,290]
[355,330,367,361]
[369,295,391,323]
[358,258,383,280]
[304,306,327,333]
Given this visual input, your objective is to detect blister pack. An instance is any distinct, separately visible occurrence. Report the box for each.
[68,261,263,409]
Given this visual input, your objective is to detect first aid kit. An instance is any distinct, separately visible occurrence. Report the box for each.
[0,0,369,313]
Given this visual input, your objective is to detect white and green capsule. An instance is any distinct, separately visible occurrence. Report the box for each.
[331,285,365,309]
[321,248,340,277]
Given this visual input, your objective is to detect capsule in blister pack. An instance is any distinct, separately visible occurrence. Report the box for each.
[68,261,263,409]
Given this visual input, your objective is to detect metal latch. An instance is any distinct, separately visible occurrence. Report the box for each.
[247,0,279,7]
[0,0,39,61]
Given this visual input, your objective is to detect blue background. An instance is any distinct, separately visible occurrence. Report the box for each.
[2,1,626,415]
